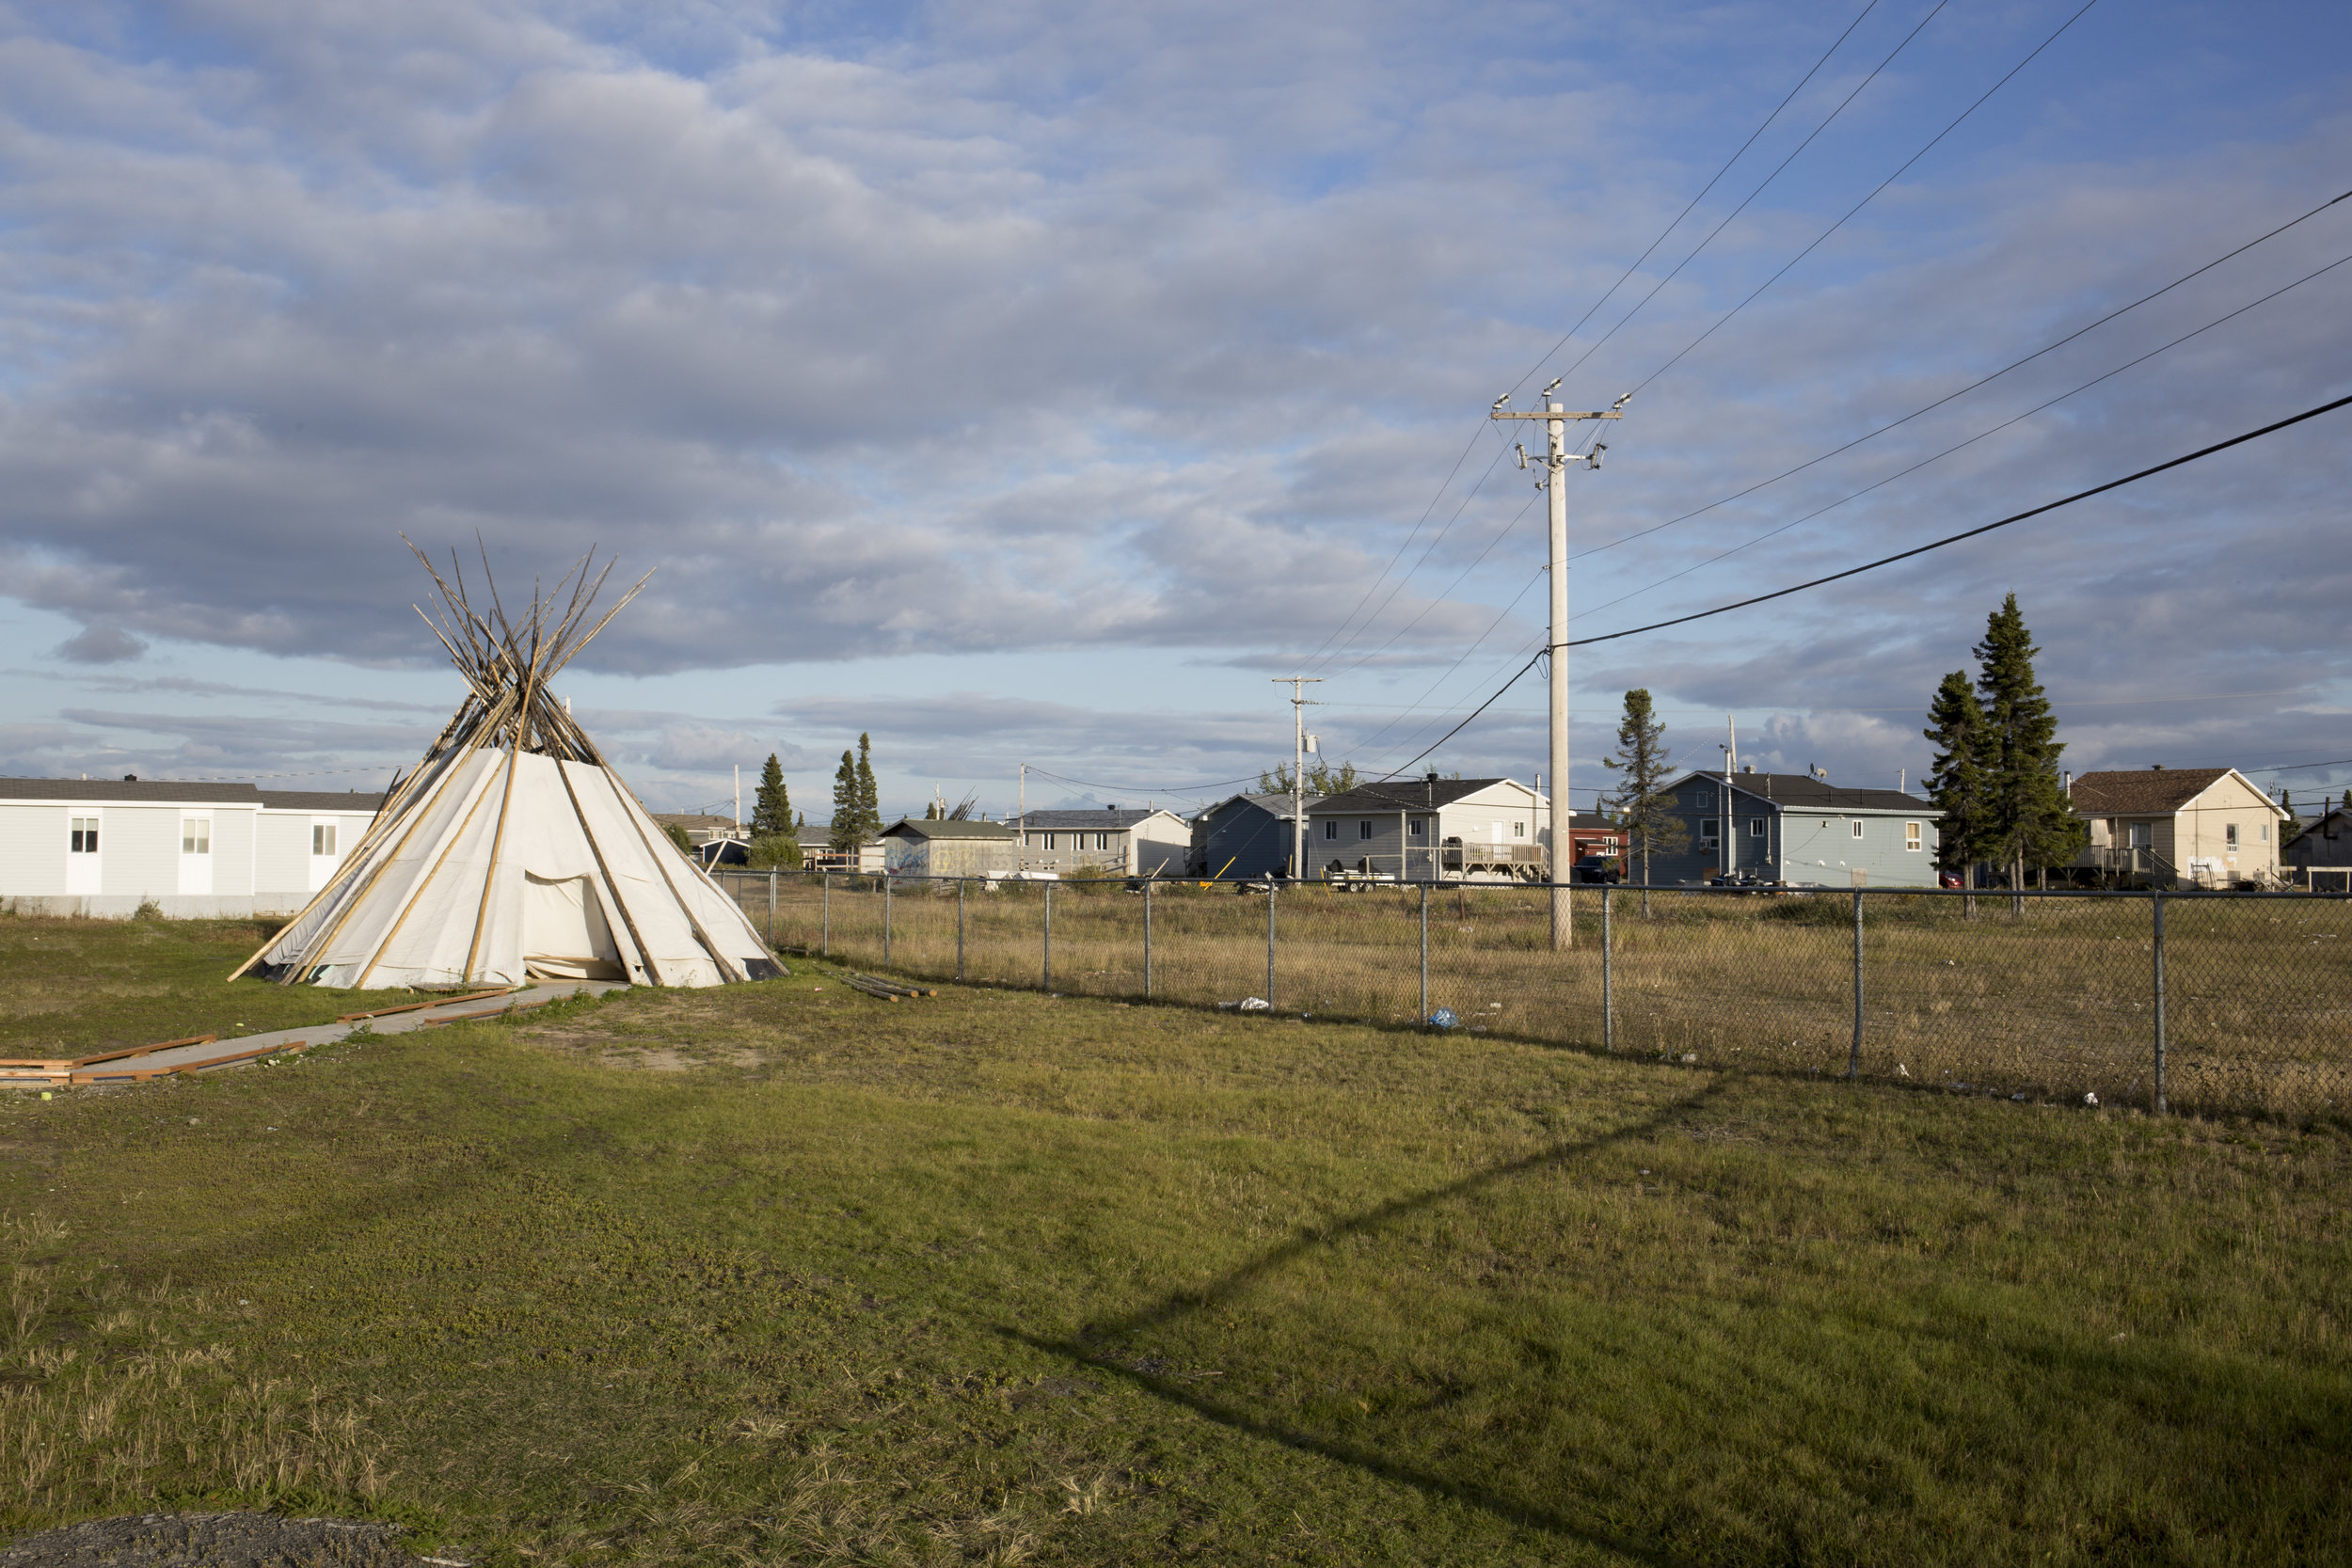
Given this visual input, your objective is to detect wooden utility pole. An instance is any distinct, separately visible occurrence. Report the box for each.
[1492,386,1623,950]
[1274,676,1324,880]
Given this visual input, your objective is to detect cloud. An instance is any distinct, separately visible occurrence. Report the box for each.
[52,625,146,663]
[0,3,2344,809]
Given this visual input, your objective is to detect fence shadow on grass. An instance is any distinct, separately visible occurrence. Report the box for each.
[1004,1084,1724,1567]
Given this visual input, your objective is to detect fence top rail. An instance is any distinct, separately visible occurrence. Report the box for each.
[708,868,2350,902]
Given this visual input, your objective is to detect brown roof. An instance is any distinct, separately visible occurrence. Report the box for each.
[2067,768,2235,816]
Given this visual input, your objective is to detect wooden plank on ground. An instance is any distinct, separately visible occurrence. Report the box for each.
[337,988,512,1022]
[72,1039,309,1085]
[0,1034,221,1072]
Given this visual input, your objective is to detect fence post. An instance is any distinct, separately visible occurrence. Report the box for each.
[883,875,893,968]
[1848,888,1865,1079]
[1043,884,1053,991]
[1419,880,1429,1024]
[1602,882,1613,1053]
[768,869,777,947]
[957,878,966,983]
[1265,882,1277,1006]
[2152,890,2168,1114]
[1144,881,1153,999]
[822,872,831,958]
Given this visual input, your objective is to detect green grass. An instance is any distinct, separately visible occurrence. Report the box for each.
[0,914,430,1056]
[1,914,2347,1564]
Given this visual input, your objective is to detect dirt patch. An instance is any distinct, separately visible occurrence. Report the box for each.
[0,1513,440,1566]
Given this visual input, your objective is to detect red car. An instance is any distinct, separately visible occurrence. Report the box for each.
[1938,870,1964,889]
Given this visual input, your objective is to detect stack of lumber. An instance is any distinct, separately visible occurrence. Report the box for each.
[843,974,938,1002]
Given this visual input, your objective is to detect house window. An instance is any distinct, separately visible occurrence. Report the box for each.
[2261,823,2270,843]
[1324,819,1338,840]
[1093,832,1109,851]
[1748,818,1766,837]
[312,824,338,856]
[1700,820,1720,846]
[1044,832,1057,850]
[1408,817,1425,839]
[182,819,211,855]
[1905,822,1922,852]
[70,817,99,853]
[2225,823,2239,851]
[1850,820,1865,840]
[1512,822,1525,839]
[1358,820,1374,840]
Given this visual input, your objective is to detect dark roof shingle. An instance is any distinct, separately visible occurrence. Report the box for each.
[2066,768,2236,816]
[1310,778,1516,814]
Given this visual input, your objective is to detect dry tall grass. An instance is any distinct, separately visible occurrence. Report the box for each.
[721,874,2352,1117]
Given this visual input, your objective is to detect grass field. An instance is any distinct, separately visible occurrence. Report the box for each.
[0,913,431,1057]
[2,913,2348,1564]
[718,873,2352,1118]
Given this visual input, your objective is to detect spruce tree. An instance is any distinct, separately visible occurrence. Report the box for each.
[751,753,791,837]
[829,749,862,857]
[1973,594,2084,890]
[1600,689,1687,909]
[855,733,881,837]
[1922,670,1988,878]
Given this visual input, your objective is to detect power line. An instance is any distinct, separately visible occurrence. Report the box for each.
[1375,391,2352,774]
[1628,0,2104,399]
[1570,391,2352,648]
[1509,0,1887,397]
[1295,2,1892,675]
[1538,0,1947,398]
[1581,245,2352,618]
[1574,185,2352,562]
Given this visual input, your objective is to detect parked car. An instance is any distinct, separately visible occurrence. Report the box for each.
[1572,856,1621,884]
[1938,869,1964,889]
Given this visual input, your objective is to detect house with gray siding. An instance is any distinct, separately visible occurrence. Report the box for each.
[881,817,1020,878]
[1017,807,1189,876]
[1189,792,1320,879]
[1645,769,1940,888]
[1303,776,1550,882]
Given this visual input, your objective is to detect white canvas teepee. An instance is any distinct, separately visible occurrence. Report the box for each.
[239,546,783,990]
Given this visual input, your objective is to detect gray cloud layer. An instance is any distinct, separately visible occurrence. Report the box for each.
[1,2,2346,807]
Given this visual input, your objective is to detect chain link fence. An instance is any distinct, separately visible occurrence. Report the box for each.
[712,870,2350,1120]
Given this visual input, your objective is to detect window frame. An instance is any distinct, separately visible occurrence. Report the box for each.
[2225,823,2240,851]
[1850,819,1866,840]
[311,823,339,857]
[1358,819,1374,841]
[70,816,100,854]
[1905,821,1922,852]
[1699,819,1721,847]
[1324,819,1338,841]
[182,818,212,856]
[1748,817,1766,838]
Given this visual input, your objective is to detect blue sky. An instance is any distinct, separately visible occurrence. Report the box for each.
[2,0,2347,821]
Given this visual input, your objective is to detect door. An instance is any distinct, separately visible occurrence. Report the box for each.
[522,873,627,979]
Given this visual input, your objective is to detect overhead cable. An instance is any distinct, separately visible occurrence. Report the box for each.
[1376,391,2352,773]
[1581,248,2352,618]
[1294,1,1892,674]
[1568,391,2352,647]
[1627,0,2104,399]
[1540,0,1947,396]
[1576,185,2352,562]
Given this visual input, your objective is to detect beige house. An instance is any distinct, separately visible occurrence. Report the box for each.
[2068,768,2289,887]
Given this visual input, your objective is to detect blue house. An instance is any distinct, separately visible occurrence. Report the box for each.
[1189,792,1318,879]
[1643,768,1942,888]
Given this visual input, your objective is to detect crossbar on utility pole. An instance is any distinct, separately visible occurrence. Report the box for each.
[1492,391,1624,951]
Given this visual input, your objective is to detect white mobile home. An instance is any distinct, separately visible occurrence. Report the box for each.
[0,778,385,918]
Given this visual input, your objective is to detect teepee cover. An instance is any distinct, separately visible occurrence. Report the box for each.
[241,546,780,990]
